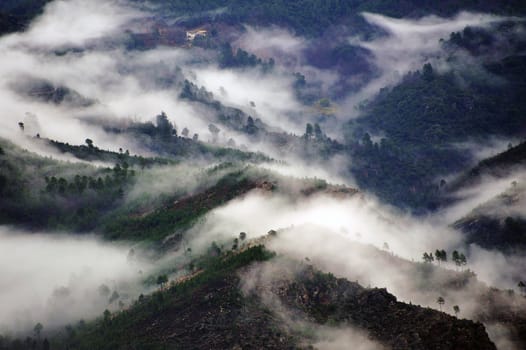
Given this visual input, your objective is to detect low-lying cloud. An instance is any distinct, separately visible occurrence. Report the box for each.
[187,191,461,260]
[0,227,151,335]
[0,0,324,162]
[343,12,507,115]
[186,189,525,323]
[3,0,141,49]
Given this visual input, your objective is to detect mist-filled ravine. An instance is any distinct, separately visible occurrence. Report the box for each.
[0,0,525,349]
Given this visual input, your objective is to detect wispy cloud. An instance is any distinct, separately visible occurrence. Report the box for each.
[342,12,507,114]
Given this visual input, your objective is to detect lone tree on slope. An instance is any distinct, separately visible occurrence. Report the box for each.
[208,123,220,142]
[519,281,526,296]
[437,296,445,311]
[453,305,460,317]
[157,274,168,290]
[34,322,43,339]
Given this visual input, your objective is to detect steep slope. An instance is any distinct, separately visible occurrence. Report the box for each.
[434,142,526,251]
[0,138,158,231]
[0,2,525,349]
[268,265,496,350]
[267,229,526,348]
[345,59,526,210]
[12,246,496,350]
[447,141,526,193]
[0,138,356,241]
[453,182,526,252]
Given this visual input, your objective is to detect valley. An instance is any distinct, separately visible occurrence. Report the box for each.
[0,1,525,349]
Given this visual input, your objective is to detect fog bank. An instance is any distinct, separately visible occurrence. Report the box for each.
[0,227,150,335]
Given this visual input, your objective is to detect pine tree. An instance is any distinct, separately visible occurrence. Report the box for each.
[437,296,445,311]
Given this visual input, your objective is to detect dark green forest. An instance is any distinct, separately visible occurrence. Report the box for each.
[0,0,51,34]
[140,0,526,36]
[343,25,526,209]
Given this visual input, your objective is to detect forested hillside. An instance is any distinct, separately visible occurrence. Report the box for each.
[0,0,51,34]
[0,0,525,349]
[138,0,526,36]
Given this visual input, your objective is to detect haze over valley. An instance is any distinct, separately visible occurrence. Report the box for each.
[0,0,525,349]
